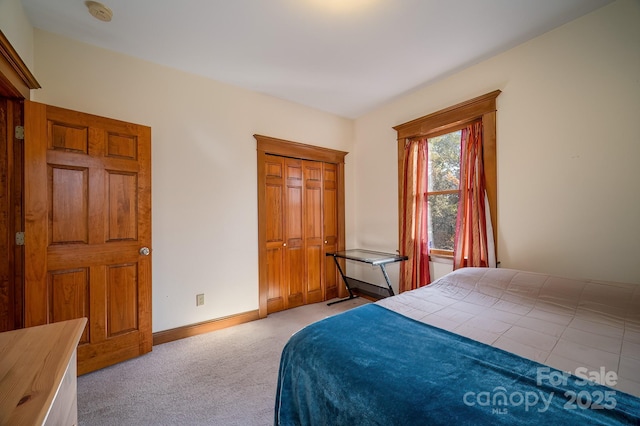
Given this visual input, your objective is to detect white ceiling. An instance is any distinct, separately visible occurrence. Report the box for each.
[21,0,612,118]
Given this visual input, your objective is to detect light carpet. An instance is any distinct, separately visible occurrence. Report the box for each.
[78,297,368,426]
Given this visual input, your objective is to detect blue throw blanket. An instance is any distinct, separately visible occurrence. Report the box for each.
[275,304,640,425]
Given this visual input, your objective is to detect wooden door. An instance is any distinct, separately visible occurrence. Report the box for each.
[262,155,307,313]
[256,134,347,317]
[24,101,152,375]
[284,158,305,309]
[303,161,324,304]
[264,158,334,310]
[261,156,328,311]
[263,154,286,313]
[323,162,339,300]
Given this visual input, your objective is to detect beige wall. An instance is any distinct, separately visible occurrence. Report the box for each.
[353,0,640,284]
[31,30,354,332]
[6,0,639,335]
[0,0,34,70]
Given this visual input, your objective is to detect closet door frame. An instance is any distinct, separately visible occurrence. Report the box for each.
[255,134,347,318]
[0,31,41,332]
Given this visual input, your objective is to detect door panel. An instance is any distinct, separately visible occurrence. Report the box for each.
[107,172,138,240]
[323,163,339,299]
[264,155,285,312]
[266,247,284,312]
[49,165,89,244]
[286,246,305,307]
[304,161,324,304]
[285,158,305,308]
[106,263,139,336]
[25,101,152,374]
[49,268,90,344]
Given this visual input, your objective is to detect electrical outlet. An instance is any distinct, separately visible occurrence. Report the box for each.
[196,293,205,306]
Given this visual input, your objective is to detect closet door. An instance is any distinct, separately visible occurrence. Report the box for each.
[303,161,324,304]
[323,163,339,300]
[256,135,347,317]
[263,155,286,313]
[284,158,305,309]
[262,155,306,312]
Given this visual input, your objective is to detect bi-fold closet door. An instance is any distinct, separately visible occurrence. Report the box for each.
[257,135,346,316]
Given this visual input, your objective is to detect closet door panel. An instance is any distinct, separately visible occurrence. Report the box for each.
[323,163,339,300]
[304,161,324,304]
[285,158,305,308]
[285,245,305,307]
[264,155,285,312]
[265,246,284,312]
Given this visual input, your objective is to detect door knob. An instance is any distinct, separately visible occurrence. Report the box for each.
[139,247,150,256]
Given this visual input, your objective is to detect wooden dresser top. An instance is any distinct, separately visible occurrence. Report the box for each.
[0,318,87,425]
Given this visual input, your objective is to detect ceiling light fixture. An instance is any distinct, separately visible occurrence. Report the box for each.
[86,1,113,22]
[308,0,378,14]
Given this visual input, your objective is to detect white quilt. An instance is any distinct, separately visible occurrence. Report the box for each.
[376,267,640,397]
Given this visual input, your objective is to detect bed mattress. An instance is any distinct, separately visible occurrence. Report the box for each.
[376,267,640,397]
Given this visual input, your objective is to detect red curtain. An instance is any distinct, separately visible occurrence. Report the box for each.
[400,138,431,292]
[453,122,496,269]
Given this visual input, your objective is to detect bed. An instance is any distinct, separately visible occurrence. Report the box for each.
[275,267,640,425]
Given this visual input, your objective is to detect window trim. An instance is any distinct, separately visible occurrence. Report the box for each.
[394,90,501,259]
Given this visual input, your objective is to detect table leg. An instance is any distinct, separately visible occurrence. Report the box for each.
[379,264,395,296]
[327,255,359,306]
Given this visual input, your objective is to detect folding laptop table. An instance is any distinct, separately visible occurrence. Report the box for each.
[326,249,408,305]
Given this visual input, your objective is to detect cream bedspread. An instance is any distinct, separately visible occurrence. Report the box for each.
[376,267,640,397]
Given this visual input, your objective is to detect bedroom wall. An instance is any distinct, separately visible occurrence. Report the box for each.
[30,30,355,332]
[0,0,35,70]
[353,0,640,285]
[5,0,638,335]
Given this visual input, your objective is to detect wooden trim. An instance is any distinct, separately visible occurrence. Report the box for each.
[256,147,268,318]
[429,249,453,257]
[0,31,30,330]
[482,110,498,242]
[395,90,501,275]
[0,30,40,99]
[152,309,260,346]
[255,134,348,315]
[336,161,347,298]
[23,100,48,326]
[254,134,347,164]
[393,90,501,141]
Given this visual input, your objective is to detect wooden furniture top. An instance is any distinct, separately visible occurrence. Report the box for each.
[0,318,87,425]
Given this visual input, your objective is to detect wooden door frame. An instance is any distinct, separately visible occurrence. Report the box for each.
[0,30,41,99]
[255,134,347,318]
[0,31,40,331]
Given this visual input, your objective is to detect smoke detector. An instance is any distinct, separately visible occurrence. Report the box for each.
[86,1,113,22]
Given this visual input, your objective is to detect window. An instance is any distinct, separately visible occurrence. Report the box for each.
[394,90,500,269]
[427,130,461,255]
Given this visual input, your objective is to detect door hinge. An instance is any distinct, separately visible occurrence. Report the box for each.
[15,126,24,140]
[15,232,24,246]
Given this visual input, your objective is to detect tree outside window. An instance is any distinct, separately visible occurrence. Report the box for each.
[427,130,461,253]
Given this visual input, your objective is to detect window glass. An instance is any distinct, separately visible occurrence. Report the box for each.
[427,131,461,192]
[427,193,459,251]
[427,130,461,252]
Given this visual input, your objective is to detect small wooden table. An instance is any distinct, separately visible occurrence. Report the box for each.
[0,318,87,425]
[326,249,408,305]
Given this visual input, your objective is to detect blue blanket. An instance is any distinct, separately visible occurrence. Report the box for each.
[275,304,640,425]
